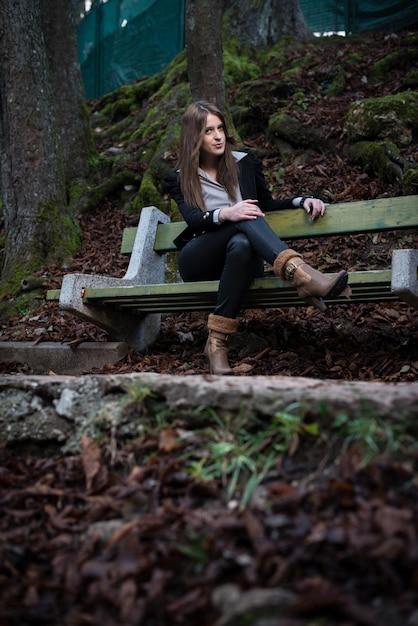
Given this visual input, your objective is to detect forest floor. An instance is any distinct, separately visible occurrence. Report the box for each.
[0,31,418,626]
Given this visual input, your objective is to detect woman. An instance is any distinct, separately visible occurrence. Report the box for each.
[165,101,350,375]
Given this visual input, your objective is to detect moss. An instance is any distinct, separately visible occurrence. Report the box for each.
[402,165,418,195]
[109,97,136,123]
[323,64,346,97]
[148,50,188,100]
[94,75,162,113]
[168,197,181,223]
[130,171,167,214]
[347,141,401,183]
[344,91,418,145]
[1,195,82,299]
[0,287,45,319]
[369,48,418,82]
[68,180,86,206]
[140,106,163,140]
[93,114,137,144]
[223,42,261,87]
[231,105,265,137]
[131,75,164,104]
[282,56,310,77]
[157,80,190,111]
[347,52,363,66]
[88,154,114,180]
[263,47,287,71]
[83,170,140,213]
[402,69,418,90]
[36,200,82,266]
[267,112,325,149]
[234,79,297,108]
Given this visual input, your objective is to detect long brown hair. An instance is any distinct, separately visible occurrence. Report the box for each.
[177,101,239,210]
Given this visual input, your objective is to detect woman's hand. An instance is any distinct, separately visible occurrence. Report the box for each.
[302,197,325,220]
[219,199,265,223]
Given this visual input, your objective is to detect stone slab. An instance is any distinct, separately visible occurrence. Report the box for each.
[1,372,417,452]
[0,341,129,375]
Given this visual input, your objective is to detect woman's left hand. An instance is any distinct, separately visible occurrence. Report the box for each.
[303,197,325,220]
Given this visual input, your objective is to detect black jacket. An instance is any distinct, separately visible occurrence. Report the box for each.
[165,151,296,249]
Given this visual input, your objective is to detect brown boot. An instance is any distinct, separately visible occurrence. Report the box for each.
[274,249,350,312]
[204,314,239,375]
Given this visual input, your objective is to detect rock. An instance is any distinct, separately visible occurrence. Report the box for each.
[344,91,418,147]
[1,374,417,452]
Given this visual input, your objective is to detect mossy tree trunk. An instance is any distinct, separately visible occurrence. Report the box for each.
[0,0,91,293]
[222,0,313,47]
[41,0,94,182]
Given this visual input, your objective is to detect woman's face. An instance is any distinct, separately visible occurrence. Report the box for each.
[200,113,226,160]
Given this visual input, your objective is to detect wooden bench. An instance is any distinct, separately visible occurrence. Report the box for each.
[47,195,418,349]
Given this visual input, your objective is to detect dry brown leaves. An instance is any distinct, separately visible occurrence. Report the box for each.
[1,434,418,625]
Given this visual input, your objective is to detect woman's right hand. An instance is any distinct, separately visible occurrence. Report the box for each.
[219,199,265,222]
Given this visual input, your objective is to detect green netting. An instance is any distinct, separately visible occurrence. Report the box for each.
[78,0,417,99]
[78,0,185,98]
[300,0,418,35]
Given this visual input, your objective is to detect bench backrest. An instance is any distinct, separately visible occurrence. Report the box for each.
[121,195,418,255]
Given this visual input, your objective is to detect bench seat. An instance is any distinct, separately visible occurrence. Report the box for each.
[46,195,418,348]
[77,270,394,314]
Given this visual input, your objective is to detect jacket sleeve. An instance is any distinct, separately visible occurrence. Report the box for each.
[239,151,295,212]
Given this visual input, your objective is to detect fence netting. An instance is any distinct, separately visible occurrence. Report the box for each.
[78,0,185,98]
[300,0,418,35]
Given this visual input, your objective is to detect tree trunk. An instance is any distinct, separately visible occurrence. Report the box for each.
[0,0,89,292]
[222,0,312,48]
[185,0,312,109]
[185,0,226,108]
[41,0,93,182]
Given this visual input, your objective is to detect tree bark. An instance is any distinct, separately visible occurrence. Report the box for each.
[41,0,93,181]
[222,0,312,48]
[185,0,226,108]
[185,0,312,110]
[0,0,90,291]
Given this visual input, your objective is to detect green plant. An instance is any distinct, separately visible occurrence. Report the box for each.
[180,403,319,509]
[295,97,309,111]
[331,411,414,464]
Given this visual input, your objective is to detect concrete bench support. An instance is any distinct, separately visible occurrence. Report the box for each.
[391,248,418,308]
[59,207,170,348]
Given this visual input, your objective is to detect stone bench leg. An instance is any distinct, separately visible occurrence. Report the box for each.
[59,206,170,348]
[59,273,162,348]
[391,248,418,308]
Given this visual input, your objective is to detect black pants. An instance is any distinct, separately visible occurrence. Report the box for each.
[178,216,288,318]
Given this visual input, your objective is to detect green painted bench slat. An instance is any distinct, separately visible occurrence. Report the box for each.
[121,196,418,255]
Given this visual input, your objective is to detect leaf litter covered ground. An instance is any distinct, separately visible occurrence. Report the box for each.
[1,31,418,626]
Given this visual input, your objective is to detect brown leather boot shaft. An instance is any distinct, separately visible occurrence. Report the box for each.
[204,331,233,375]
[205,314,238,375]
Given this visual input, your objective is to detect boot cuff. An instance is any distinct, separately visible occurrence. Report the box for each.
[207,314,238,335]
[273,249,302,280]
